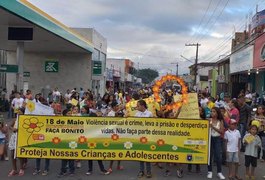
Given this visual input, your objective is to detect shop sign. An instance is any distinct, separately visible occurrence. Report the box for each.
[45,61,58,72]
[217,75,225,83]
[230,45,253,73]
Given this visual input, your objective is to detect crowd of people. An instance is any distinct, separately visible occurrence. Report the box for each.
[0,86,265,179]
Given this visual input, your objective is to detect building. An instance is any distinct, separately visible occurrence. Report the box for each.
[106,58,136,92]
[73,28,107,97]
[189,62,216,92]
[216,56,230,96]
[0,1,107,99]
[253,31,265,96]
[227,8,265,97]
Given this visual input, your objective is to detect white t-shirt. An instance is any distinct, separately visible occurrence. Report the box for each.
[64,93,71,100]
[135,110,153,117]
[200,98,209,108]
[245,93,252,99]
[11,98,24,109]
[107,110,116,117]
[224,129,241,152]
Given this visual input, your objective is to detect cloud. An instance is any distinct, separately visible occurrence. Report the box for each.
[28,0,265,75]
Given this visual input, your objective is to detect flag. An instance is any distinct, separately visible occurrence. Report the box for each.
[25,100,54,115]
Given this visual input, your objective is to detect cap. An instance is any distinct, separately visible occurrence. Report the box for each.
[229,119,237,125]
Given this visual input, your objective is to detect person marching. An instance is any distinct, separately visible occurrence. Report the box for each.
[243,125,262,180]
[135,100,153,178]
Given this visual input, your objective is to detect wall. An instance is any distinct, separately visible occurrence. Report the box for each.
[196,65,214,90]
[6,51,91,96]
[73,28,107,96]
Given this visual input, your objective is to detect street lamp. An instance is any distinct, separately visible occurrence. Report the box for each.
[180,55,194,64]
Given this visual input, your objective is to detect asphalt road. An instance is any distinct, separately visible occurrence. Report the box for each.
[0,154,265,180]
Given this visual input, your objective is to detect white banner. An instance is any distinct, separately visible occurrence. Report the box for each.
[25,100,54,115]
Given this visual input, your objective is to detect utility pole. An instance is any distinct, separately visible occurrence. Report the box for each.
[185,43,201,89]
[170,62,178,76]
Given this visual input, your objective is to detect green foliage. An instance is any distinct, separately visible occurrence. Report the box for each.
[136,68,159,84]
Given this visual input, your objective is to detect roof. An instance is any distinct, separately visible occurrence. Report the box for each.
[216,56,230,64]
[189,62,216,68]
[0,0,94,53]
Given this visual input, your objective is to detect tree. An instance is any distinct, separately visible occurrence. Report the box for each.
[136,68,159,84]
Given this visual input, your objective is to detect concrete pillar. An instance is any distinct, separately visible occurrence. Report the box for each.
[16,42,24,92]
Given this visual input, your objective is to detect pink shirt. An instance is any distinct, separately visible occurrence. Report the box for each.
[229,108,239,123]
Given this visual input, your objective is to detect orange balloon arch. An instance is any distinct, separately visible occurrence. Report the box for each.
[152,74,188,111]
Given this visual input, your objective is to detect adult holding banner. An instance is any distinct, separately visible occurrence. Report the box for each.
[25,99,54,176]
[135,100,153,179]
[207,107,225,179]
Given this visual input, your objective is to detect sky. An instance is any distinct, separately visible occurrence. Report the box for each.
[28,0,265,76]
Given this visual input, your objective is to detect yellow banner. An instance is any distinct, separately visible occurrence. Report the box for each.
[126,93,200,119]
[17,115,209,164]
[126,97,158,117]
[177,93,200,119]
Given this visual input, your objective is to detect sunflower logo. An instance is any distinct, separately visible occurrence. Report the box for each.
[150,145,156,151]
[26,100,35,112]
[22,117,44,146]
[78,136,87,144]
[22,117,43,133]
[103,141,110,147]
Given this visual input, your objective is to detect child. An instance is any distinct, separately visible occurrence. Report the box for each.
[8,117,26,177]
[224,120,241,180]
[251,105,265,161]
[0,118,7,159]
[243,125,262,180]
[57,108,75,177]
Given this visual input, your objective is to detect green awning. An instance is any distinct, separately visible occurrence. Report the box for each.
[0,0,94,53]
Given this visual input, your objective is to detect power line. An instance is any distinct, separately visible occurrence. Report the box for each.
[196,0,230,43]
[193,0,223,43]
[202,22,245,61]
[208,32,265,63]
[186,0,214,45]
[181,0,219,55]
[201,0,264,62]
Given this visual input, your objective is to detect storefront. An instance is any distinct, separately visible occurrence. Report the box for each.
[230,45,254,97]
